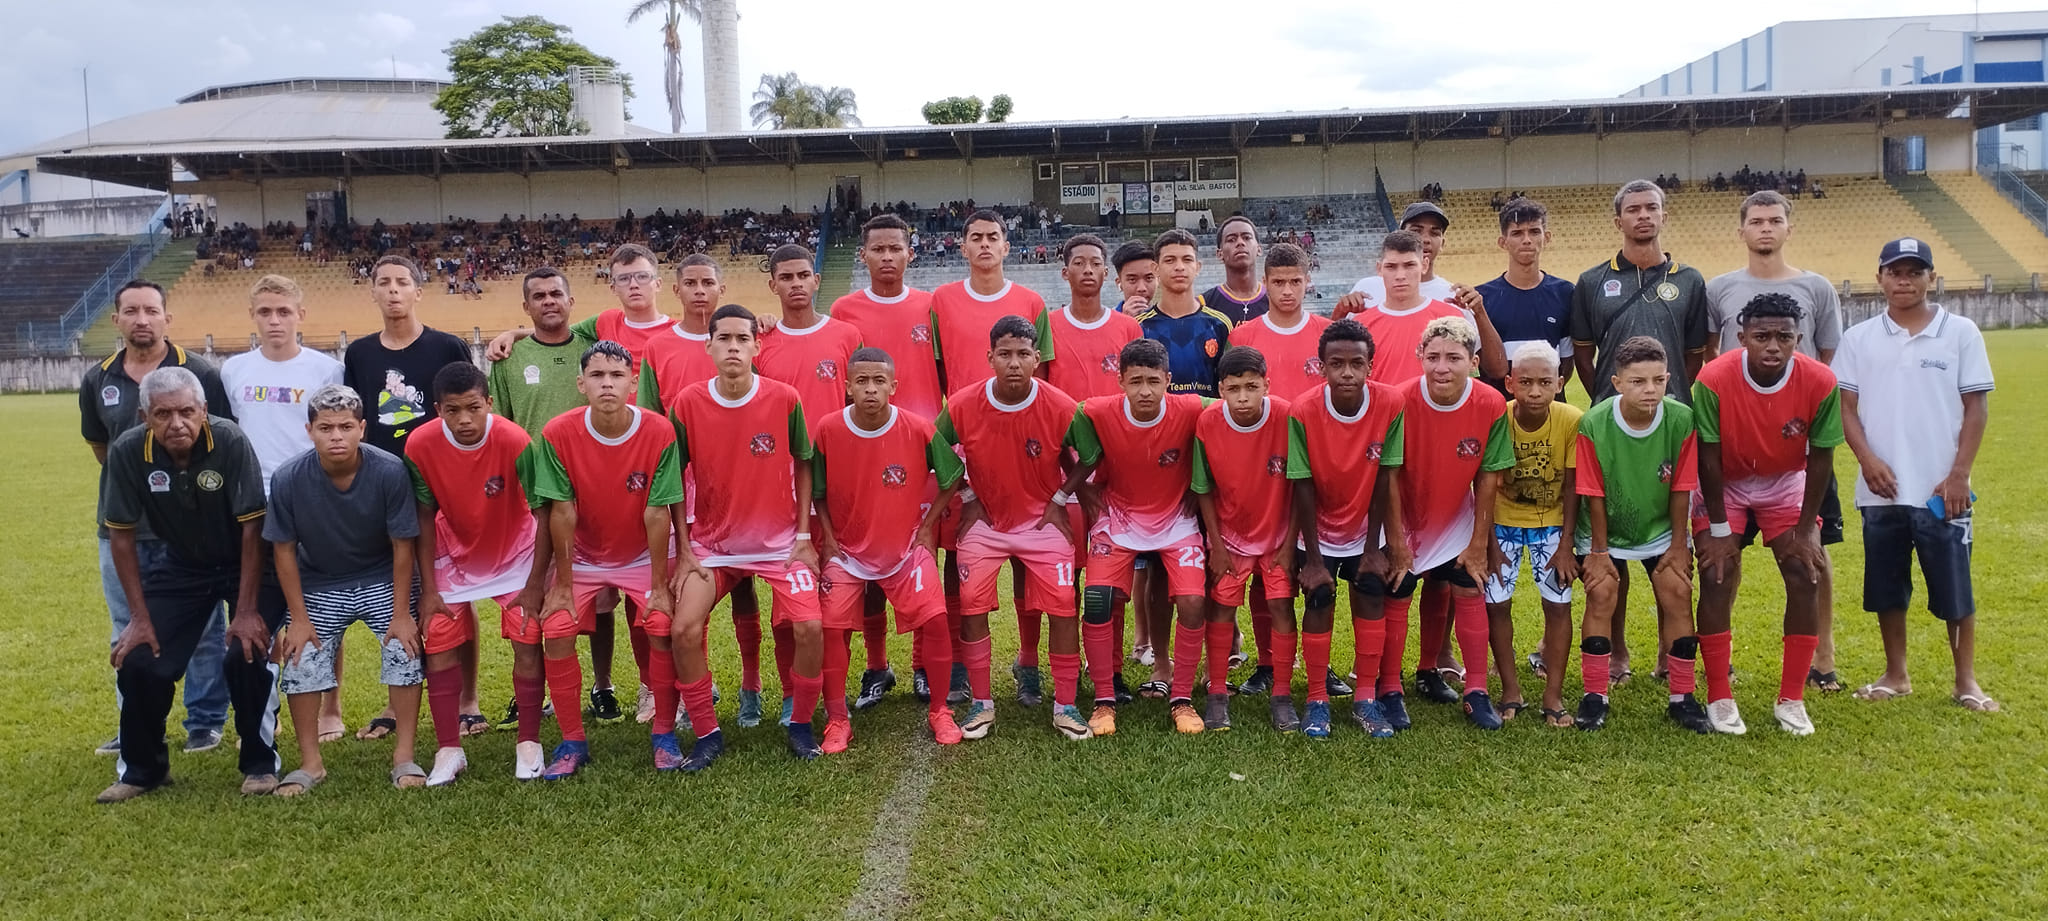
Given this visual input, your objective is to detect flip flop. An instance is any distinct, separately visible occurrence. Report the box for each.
[317,716,347,744]
[1853,683,1910,701]
[1953,692,2001,712]
[1136,680,1169,700]
[459,714,491,737]
[391,761,427,789]
[240,773,280,796]
[1611,667,1635,688]
[1807,668,1846,694]
[273,769,324,798]
[356,717,398,741]
[1539,707,1572,728]
[1498,700,1529,722]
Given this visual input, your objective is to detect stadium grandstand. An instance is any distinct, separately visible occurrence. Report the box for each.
[7,69,2048,374]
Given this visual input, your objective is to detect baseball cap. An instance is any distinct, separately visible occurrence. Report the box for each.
[1399,201,1451,229]
[1878,237,1933,269]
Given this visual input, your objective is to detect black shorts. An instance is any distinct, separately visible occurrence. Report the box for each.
[1575,553,1661,579]
[1386,558,1478,597]
[1861,505,1974,621]
[1738,471,1845,547]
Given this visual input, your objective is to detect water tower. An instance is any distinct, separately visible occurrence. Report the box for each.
[568,65,627,136]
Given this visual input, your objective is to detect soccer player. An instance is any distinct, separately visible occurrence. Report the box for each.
[1112,241,1159,314]
[1704,190,1849,693]
[1133,228,1233,399]
[98,368,277,802]
[1045,233,1143,400]
[1227,243,1330,402]
[269,385,428,793]
[1068,339,1213,735]
[406,362,555,781]
[1288,319,1409,739]
[666,305,825,768]
[1200,216,1269,324]
[1334,201,1489,324]
[1384,317,1515,730]
[486,243,677,366]
[1473,199,1573,392]
[759,244,863,425]
[1355,231,1463,387]
[934,315,1082,741]
[1484,342,1582,728]
[810,347,966,749]
[1691,293,1843,736]
[1192,346,1300,730]
[527,341,685,777]
[1110,239,1170,673]
[1837,238,1995,712]
[1571,336,1710,734]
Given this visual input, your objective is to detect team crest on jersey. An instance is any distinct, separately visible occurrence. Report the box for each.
[882,464,908,488]
[1657,462,1675,484]
[815,360,839,382]
[1656,282,1680,302]
[1781,418,1808,439]
[1024,438,1043,458]
[1204,338,1220,358]
[1367,441,1384,461]
[818,580,835,597]
[625,471,648,494]
[196,470,224,492]
[750,433,777,456]
[911,325,931,344]
[1157,448,1182,467]
[101,385,122,406]
[1602,279,1623,298]
[1089,538,1113,558]
[1304,357,1324,377]
[1099,353,1120,374]
[1266,455,1286,477]
[1456,438,1481,459]
[484,476,505,498]
[147,470,171,493]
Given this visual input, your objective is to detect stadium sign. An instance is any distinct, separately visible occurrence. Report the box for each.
[1065,178,1237,205]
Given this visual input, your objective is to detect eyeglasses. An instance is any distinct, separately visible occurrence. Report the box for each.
[612,271,657,287]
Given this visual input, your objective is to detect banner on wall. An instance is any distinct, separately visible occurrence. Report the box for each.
[1060,184,1099,204]
[1098,186,1124,216]
[1123,182,1151,214]
[1149,181,1177,214]
[1173,178,1238,199]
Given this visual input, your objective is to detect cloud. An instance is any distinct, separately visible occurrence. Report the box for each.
[358,11,418,43]
[213,36,252,71]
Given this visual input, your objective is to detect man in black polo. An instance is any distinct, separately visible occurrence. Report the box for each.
[99,367,280,802]
[80,280,233,757]
[1570,179,1712,401]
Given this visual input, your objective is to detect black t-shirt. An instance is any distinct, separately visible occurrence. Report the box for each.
[342,326,473,456]
[101,418,266,569]
[1199,285,1269,324]
[79,344,232,538]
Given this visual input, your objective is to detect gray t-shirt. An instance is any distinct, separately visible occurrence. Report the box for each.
[263,443,419,592]
[1704,269,1843,357]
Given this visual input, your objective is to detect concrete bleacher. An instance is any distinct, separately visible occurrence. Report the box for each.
[0,238,136,355]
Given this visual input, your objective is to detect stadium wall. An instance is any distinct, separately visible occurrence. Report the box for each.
[0,194,164,237]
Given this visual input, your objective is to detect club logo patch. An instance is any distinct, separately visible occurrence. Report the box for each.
[625,471,648,493]
[1366,441,1384,461]
[1024,438,1043,458]
[101,385,122,406]
[1304,357,1324,377]
[147,470,172,493]
[881,464,908,488]
[819,580,835,597]
[1780,418,1808,439]
[815,360,838,382]
[1089,538,1114,558]
[1204,338,1220,358]
[1656,282,1680,302]
[1602,279,1623,298]
[1157,448,1182,467]
[911,324,931,344]
[1266,455,1286,477]
[196,470,224,492]
[1099,353,1120,374]
[749,433,777,456]
[1657,461,1675,484]
[524,365,541,386]
[1456,437,1481,459]
[484,476,505,497]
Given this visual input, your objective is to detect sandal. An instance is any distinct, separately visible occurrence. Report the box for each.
[1807,668,1845,694]
[1611,667,1635,688]
[317,715,347,744]
[1953,692,2001,712]
[1497,700,1528,722]
[391,761,427,789]
[356,717,398,741]
[1539,707,1573,728]
[459,714,491,737]
[273,769,325,798]
[1136,680,1169,700]
[1853,683,1910,701]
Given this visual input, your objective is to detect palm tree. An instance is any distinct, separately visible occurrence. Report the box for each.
[750,72,815,129]
[626,0,702,134]
[813,86,860,128]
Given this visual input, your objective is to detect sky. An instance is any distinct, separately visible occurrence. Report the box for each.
[0,0,2034,155]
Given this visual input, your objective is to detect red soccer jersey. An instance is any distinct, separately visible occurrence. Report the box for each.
[1071,393,1205,549]
[1395,378,1516,569]
[936,378,1079,532]
[579,308,677,367]
[811,406,966,578]
[1359,299,1463,386]
[757,315,863,432]
[930,280,1051,394]
[406,415,537,579]
[672,376,814,562]
[830,287,943,421]
[1044,305,1143,400]
[1285,382,1406,555]
[529,406,684,568]
[1228,312,1331,402]
[636,324,719,413]
[1692,351,1846,481]
[1191,396,1294,556]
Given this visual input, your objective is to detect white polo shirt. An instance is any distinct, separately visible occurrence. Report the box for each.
[1832,306,1993,508]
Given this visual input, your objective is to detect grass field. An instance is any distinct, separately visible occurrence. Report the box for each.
[5,331,2046,920]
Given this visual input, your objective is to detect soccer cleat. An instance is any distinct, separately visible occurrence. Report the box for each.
[1203,695,1232,731]
[1463,691,1503,731]
[928,709,964,745]
[958,701,996,740]
[1415,668,1459,704]
[513,740,545,780]
[1575,693,1610,731]
[589,686,625,723]
[1668,694,1714,734]
[911,667,933,703]
[1325,669,1354,698]
[182,728,223,754]
[1353,698,1396,737]
[1088,704,1118,737]
[541,741,590,780]
[947,663,970,705]
[778,696,795,728]
[1269,697,1301,732]
[497,697,522,732]
[822,719,853,754]
[1012,664,1044,707]
[426,746,468,786]
[1303,700,1333,739]
[1113,673,1134,704]
[736,689,764,728]
[94,737,121,756]
[1707,698,1748,735]
[681,729,726,772]
[1773,699,1815,737]
[1170,701,1205,734]
[650,732,686,771]
[1051,704,1092,740]
[854,667,897,710]
[634,685,655,724]
[1237,665,1275,696]
[1379,691,1412,731]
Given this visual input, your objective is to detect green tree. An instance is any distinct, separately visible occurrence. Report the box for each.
[749,73,860,129]
[987,93,1014,123]
[435,16,632,138]
[625,0,702,134]
[921,95,984,125]
[813,86,861,128]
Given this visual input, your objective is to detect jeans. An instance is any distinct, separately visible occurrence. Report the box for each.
[102,537,228,736]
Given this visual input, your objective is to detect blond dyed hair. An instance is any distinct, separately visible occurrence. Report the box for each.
[248,274,304,306]
[1416,315,1479,357]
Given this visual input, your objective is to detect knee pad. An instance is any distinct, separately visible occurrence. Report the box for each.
[1669,635,1699,659]
[1304,583,1337,611]
[1081,586,1116,624]
[1581,636,1612,656]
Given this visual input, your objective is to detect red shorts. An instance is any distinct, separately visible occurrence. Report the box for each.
[1067,505,1089,569]
[957,520,1076,617]
[707,558,822,628]
[934,491,963,551]
[572,562,658,634]
[821,547,945,632]
[1208,551,1294,607]
[1087,526,1207,599]
[1690,472,1810,544]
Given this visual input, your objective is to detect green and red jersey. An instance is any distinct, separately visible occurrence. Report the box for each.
[1286,382,1406,556]
[1068,393,1206,550]
[1574,396,1699,557]
[1191,396,1295,556]
[1691,351,1844,481]
[528,406,684,568]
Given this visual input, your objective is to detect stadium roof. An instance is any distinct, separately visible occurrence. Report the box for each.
[31,83,2048,192]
